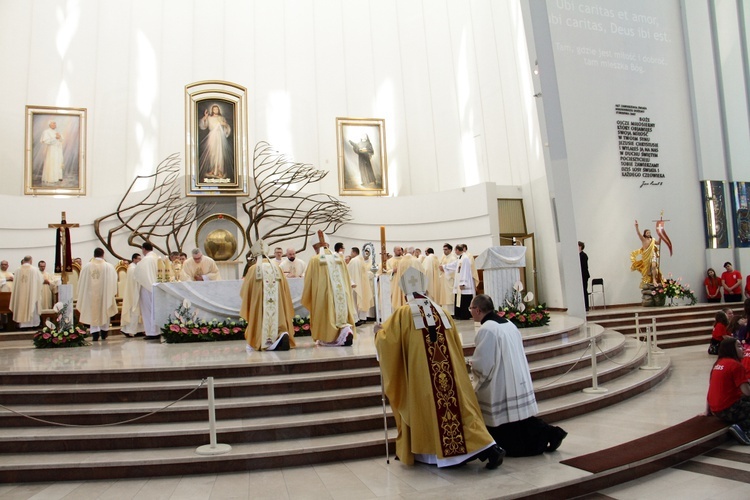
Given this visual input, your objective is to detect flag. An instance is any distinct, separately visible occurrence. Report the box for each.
[656,220,672,256]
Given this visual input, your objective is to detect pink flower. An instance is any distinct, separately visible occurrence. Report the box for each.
[170,324,181,332]
[192,328,200,335]
[294,326,300,332]
[233,327,242,333]
[70,334,78,340]
[222,327,230,335]
[201,327,209,334]
[43,333,51,339]
[519,316,526,322]
[302,324,310,330]
[498,311,505,317]
[211,328,221,334]
[180,327,188,334]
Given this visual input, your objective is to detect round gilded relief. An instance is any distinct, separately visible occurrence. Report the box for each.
[203,229,238,261]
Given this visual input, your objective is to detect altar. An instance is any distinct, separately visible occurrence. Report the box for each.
[475,246,526,307]
[153,278,308,328]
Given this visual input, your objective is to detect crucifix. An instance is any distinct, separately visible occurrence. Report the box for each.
[48,211,79,285]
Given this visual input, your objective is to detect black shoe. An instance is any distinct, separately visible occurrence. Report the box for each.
[271,335,290,351]
[343,333,354,346]
[546,427,568,452]
[92,332,100,341]
[481,445,505,470]
[355,320,365,327]
[101,331,108,340]
[143,335,161,341]
[122,333,134,338]
[135,332,146,338]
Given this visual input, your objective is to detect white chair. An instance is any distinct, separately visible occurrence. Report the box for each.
[589,278,605,309]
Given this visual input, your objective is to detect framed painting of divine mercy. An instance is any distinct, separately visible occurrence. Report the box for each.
[24,105,87,196]
[336,117,388,196]
[185,81,248,196]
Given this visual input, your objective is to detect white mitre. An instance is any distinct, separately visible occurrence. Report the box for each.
[401,267,451,330]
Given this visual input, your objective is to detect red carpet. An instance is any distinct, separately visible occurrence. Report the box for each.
[560,415,728,473]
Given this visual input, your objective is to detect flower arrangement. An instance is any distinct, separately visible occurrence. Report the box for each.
[293,315,312,337]
[33,302,88,348]
[660,276,697,306]
[497,281,550,328]
[161,300,247,344]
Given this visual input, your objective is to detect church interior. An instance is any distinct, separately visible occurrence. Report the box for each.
[1,0,750,498]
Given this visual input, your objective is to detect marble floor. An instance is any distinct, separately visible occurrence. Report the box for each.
[1,322,749,499]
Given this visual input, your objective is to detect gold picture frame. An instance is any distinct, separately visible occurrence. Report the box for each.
[24,105,87,196]
[185,81,248,196]
[336,117,387,196]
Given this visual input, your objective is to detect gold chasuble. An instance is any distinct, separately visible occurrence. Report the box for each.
[630,238,661,286]
[240,258,296,351]
[375,302,494,465]
[301,248,357,344]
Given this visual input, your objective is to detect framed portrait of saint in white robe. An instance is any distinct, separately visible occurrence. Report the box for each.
[336,117,388,196]
[185,81,248,197]
[24,105,87,196]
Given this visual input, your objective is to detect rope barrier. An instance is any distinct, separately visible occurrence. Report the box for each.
[0,378,207,428]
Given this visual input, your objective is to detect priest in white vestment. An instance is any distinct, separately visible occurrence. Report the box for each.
[441,244,475,320]
[469,294,567,456]
[347,247,373,323]
[280,248,306,278]
[9,256,43,328]
[438,244,457,312]
[38,260,58,310]
[180,249,221,281]
[120,253,144,337]
[133,242,161,340]
[77,248,118,341]
[0,260,14,292]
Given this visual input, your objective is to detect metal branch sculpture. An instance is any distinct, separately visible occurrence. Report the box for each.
[242,142,352,261]
[94,153,214,260]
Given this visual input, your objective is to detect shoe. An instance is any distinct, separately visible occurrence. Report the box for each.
[143,335,161,341]
[728,424,750,445]
[547,427,568,452]
[122,333,134,338]
[271,335,291,351]
[101,331,108,340]
[135,332,146,338]
[92,332,100,341]
[483,445,505,470]
[343,333,354,346]
[355,320,365,327]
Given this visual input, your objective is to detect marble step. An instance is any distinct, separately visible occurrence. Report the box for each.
[0,428,399,484]
[0,406,396,453]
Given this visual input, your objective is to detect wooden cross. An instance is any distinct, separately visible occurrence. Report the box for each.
[48,211,79,285]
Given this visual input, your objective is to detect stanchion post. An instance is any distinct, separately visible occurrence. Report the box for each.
[196,377,232,455]
[583,320,608,394]
[641,317,661,370]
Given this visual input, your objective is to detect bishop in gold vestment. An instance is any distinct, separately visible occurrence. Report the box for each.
[239,240,295,351]
[375,268,503,469]
[302,242,357,346]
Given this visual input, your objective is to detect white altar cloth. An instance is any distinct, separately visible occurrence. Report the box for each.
[153,278,308,328]
[476,246,527,307]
